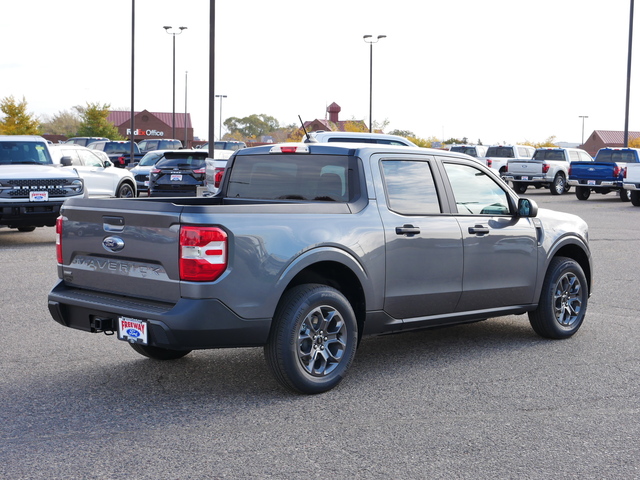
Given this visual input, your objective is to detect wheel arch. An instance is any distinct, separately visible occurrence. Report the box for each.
[116,178,137,196]
[549,242,592,296]
[273,250,375,341]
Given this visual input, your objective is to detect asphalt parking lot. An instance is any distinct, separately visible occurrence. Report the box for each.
[1,189,638,479]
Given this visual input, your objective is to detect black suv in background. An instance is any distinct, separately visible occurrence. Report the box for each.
[148,150,208,197]
[88,140,143,167]
[137,139,182,153]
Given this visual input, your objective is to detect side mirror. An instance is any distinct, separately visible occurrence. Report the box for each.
[517,198,538,217]
[60,156,73,166]
[104,160,113,168]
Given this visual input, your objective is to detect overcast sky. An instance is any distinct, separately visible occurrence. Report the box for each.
[2,0,638,145]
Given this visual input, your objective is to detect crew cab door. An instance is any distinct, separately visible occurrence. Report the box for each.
[439,159,539,311]
[372,155,463,319]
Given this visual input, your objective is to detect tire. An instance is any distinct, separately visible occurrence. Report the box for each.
[619,188,631,202]
[116,182,135,198]
[550,173,566,195]
[265,284,358,394]
[513,183,527,194]
[128,343,192,360]
[17,227,36,232]
[631,190,640,206]
[528,257,588,339]
[575,186,590,200]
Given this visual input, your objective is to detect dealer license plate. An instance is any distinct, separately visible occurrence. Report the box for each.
[170,174,183,181]
[29,191,48,202]
[118,316,148,345]
[587,180,596,186]
[521,176,529,181]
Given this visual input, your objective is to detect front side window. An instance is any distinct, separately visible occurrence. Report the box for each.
[443,162,511,215]
[381,160,440,215]
[77,149,103,167]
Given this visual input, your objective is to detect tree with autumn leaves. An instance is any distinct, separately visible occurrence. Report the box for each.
[0,96,40,135]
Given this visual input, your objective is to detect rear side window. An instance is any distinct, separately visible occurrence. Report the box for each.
[381,160,440,214]
[227,154,355,201]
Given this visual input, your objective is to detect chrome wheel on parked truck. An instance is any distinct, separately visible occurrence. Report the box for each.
[529,257,588,339]
[265,284,358,394]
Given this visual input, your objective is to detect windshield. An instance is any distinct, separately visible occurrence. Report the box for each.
[139,152,165,166]
[104,142,138,154]
[450,146,478,156]
[486,146,514,158]
[227,154,356,202]
[0,141,53,165]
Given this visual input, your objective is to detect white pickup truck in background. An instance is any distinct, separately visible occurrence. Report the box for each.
[504,147,594,195]
[623,162,640,206]
[484,144,536,178]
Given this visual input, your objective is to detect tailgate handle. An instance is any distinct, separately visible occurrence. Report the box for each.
[103,215,125,233]
[469,225,490,235]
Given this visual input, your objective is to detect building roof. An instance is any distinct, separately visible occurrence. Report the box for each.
[108,110,192,129]
[591,130,640,144]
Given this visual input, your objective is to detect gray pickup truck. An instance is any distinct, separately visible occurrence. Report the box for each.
[48,143,593,394]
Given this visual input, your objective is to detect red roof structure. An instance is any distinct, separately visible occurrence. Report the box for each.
[108,110,192,129]
[302,102,367,133]
[580,130,640,156]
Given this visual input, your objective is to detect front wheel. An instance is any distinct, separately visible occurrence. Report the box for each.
[550,173,567,195]
[619,188,631,202]
[513,183,527,194]
[529,257,588,339]
[575,186,590,200]
[116,182,135,198]
[631,190,640,206]
[129,343,192,360]
[265,284,358,394]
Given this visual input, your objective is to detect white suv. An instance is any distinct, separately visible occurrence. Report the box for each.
[50,144,136,198]
[304,131,416,146]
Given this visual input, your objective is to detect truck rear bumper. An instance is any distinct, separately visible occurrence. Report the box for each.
[623,182,640,191]
[503,175,549,183]
[48,280,272,349]
[568,180,620,187]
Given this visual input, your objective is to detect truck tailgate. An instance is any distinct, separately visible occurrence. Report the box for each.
[59,197,183,303]
[507,160,544,175]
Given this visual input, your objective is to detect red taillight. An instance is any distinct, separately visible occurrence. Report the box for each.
[542,162,550,174]
[56,216,63,264]
[624,167,628,178]
[151,168,161,174]
[179,226,228,281]
[193,168,206,174]
[486,159,492,167]
[613,166,622,177]
[214,167,225,188]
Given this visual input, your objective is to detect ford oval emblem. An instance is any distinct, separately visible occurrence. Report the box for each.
[103,236,125,252]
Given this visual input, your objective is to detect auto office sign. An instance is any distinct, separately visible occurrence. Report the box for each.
[126,128,164,137]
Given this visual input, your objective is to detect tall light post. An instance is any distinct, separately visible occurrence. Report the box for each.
[363,34,386,133]
[184,71,188,148]
[163,25,187,140]
[579,115,589,145]
[215,94,227,140]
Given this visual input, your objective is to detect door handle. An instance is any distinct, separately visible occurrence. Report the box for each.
[396,224,420,236]
[468,225,490,235]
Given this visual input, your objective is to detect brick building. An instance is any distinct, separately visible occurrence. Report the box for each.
[303,102,368,133]
[107,110,193,148]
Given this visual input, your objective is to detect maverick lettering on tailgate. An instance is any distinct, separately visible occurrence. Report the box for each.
[71,255,167,279]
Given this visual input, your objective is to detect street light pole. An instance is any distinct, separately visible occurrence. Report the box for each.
[215,94,227,140]
[184,71,188,148]
[579,115,589,145]
[363,34,386,133]
[163,25,187,140]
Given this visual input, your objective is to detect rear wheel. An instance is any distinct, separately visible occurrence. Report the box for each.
[575,186,590,200]
[129,343,192,360]
[17,227,36,232]
[529,257,588,339]
[265,284,358,394]
[619,188,631,202]
[631,190,640,206]
[513,183,527,194]
[550,173,567,195]
[116,182,135,198]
